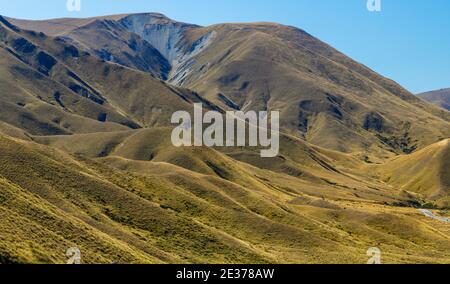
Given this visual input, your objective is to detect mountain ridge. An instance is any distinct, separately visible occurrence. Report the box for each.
[0,13,449,264]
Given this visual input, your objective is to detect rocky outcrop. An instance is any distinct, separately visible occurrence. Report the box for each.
[119,14,215,85]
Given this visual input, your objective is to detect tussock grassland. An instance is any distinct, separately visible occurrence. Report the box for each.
[1,133,450,263]
[0,14,449,264]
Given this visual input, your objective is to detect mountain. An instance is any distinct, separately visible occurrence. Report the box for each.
[6,13,197,80]
[8,14,449,160]
[0,15,217,135]
[0,14,449,264]
[418,88,450,111]
[374,139,449,205]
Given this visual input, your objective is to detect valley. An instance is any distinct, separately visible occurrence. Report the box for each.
[0,13,449,264]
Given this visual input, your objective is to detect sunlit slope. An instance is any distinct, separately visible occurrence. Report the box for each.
[0,44,132,135]
[374,139,450,206]
[0,134,275,263]
[2,133,449,263]
[180,23,450,158]
[32,127,431,205]
[0,17,140,133]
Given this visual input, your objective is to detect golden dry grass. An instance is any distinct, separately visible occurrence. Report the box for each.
[1,133,450,263]
[0,14,449,264]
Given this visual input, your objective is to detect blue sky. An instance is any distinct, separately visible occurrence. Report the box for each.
[1,0,449,93]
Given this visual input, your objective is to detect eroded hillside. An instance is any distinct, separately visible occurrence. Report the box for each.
[0,14,449,264]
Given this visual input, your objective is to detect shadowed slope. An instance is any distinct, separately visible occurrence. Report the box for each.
[0,133,276,263]
[10,14,449,159]
[0,16,218,134]
[31,127,427,206]
[1,13,449,264]
[64,19,171,80]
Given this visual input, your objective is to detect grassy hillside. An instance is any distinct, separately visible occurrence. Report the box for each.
[0,14,448,264]
[178,23,450,159]
[1,132,450,263]
[64,19,171,79]
[374,139,450,207]
[9,14,450,159]
[0,16,217,133]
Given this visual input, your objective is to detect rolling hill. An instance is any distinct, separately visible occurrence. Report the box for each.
[2,124,450,264]
[0,13,449,264]
[374,139,450,206]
